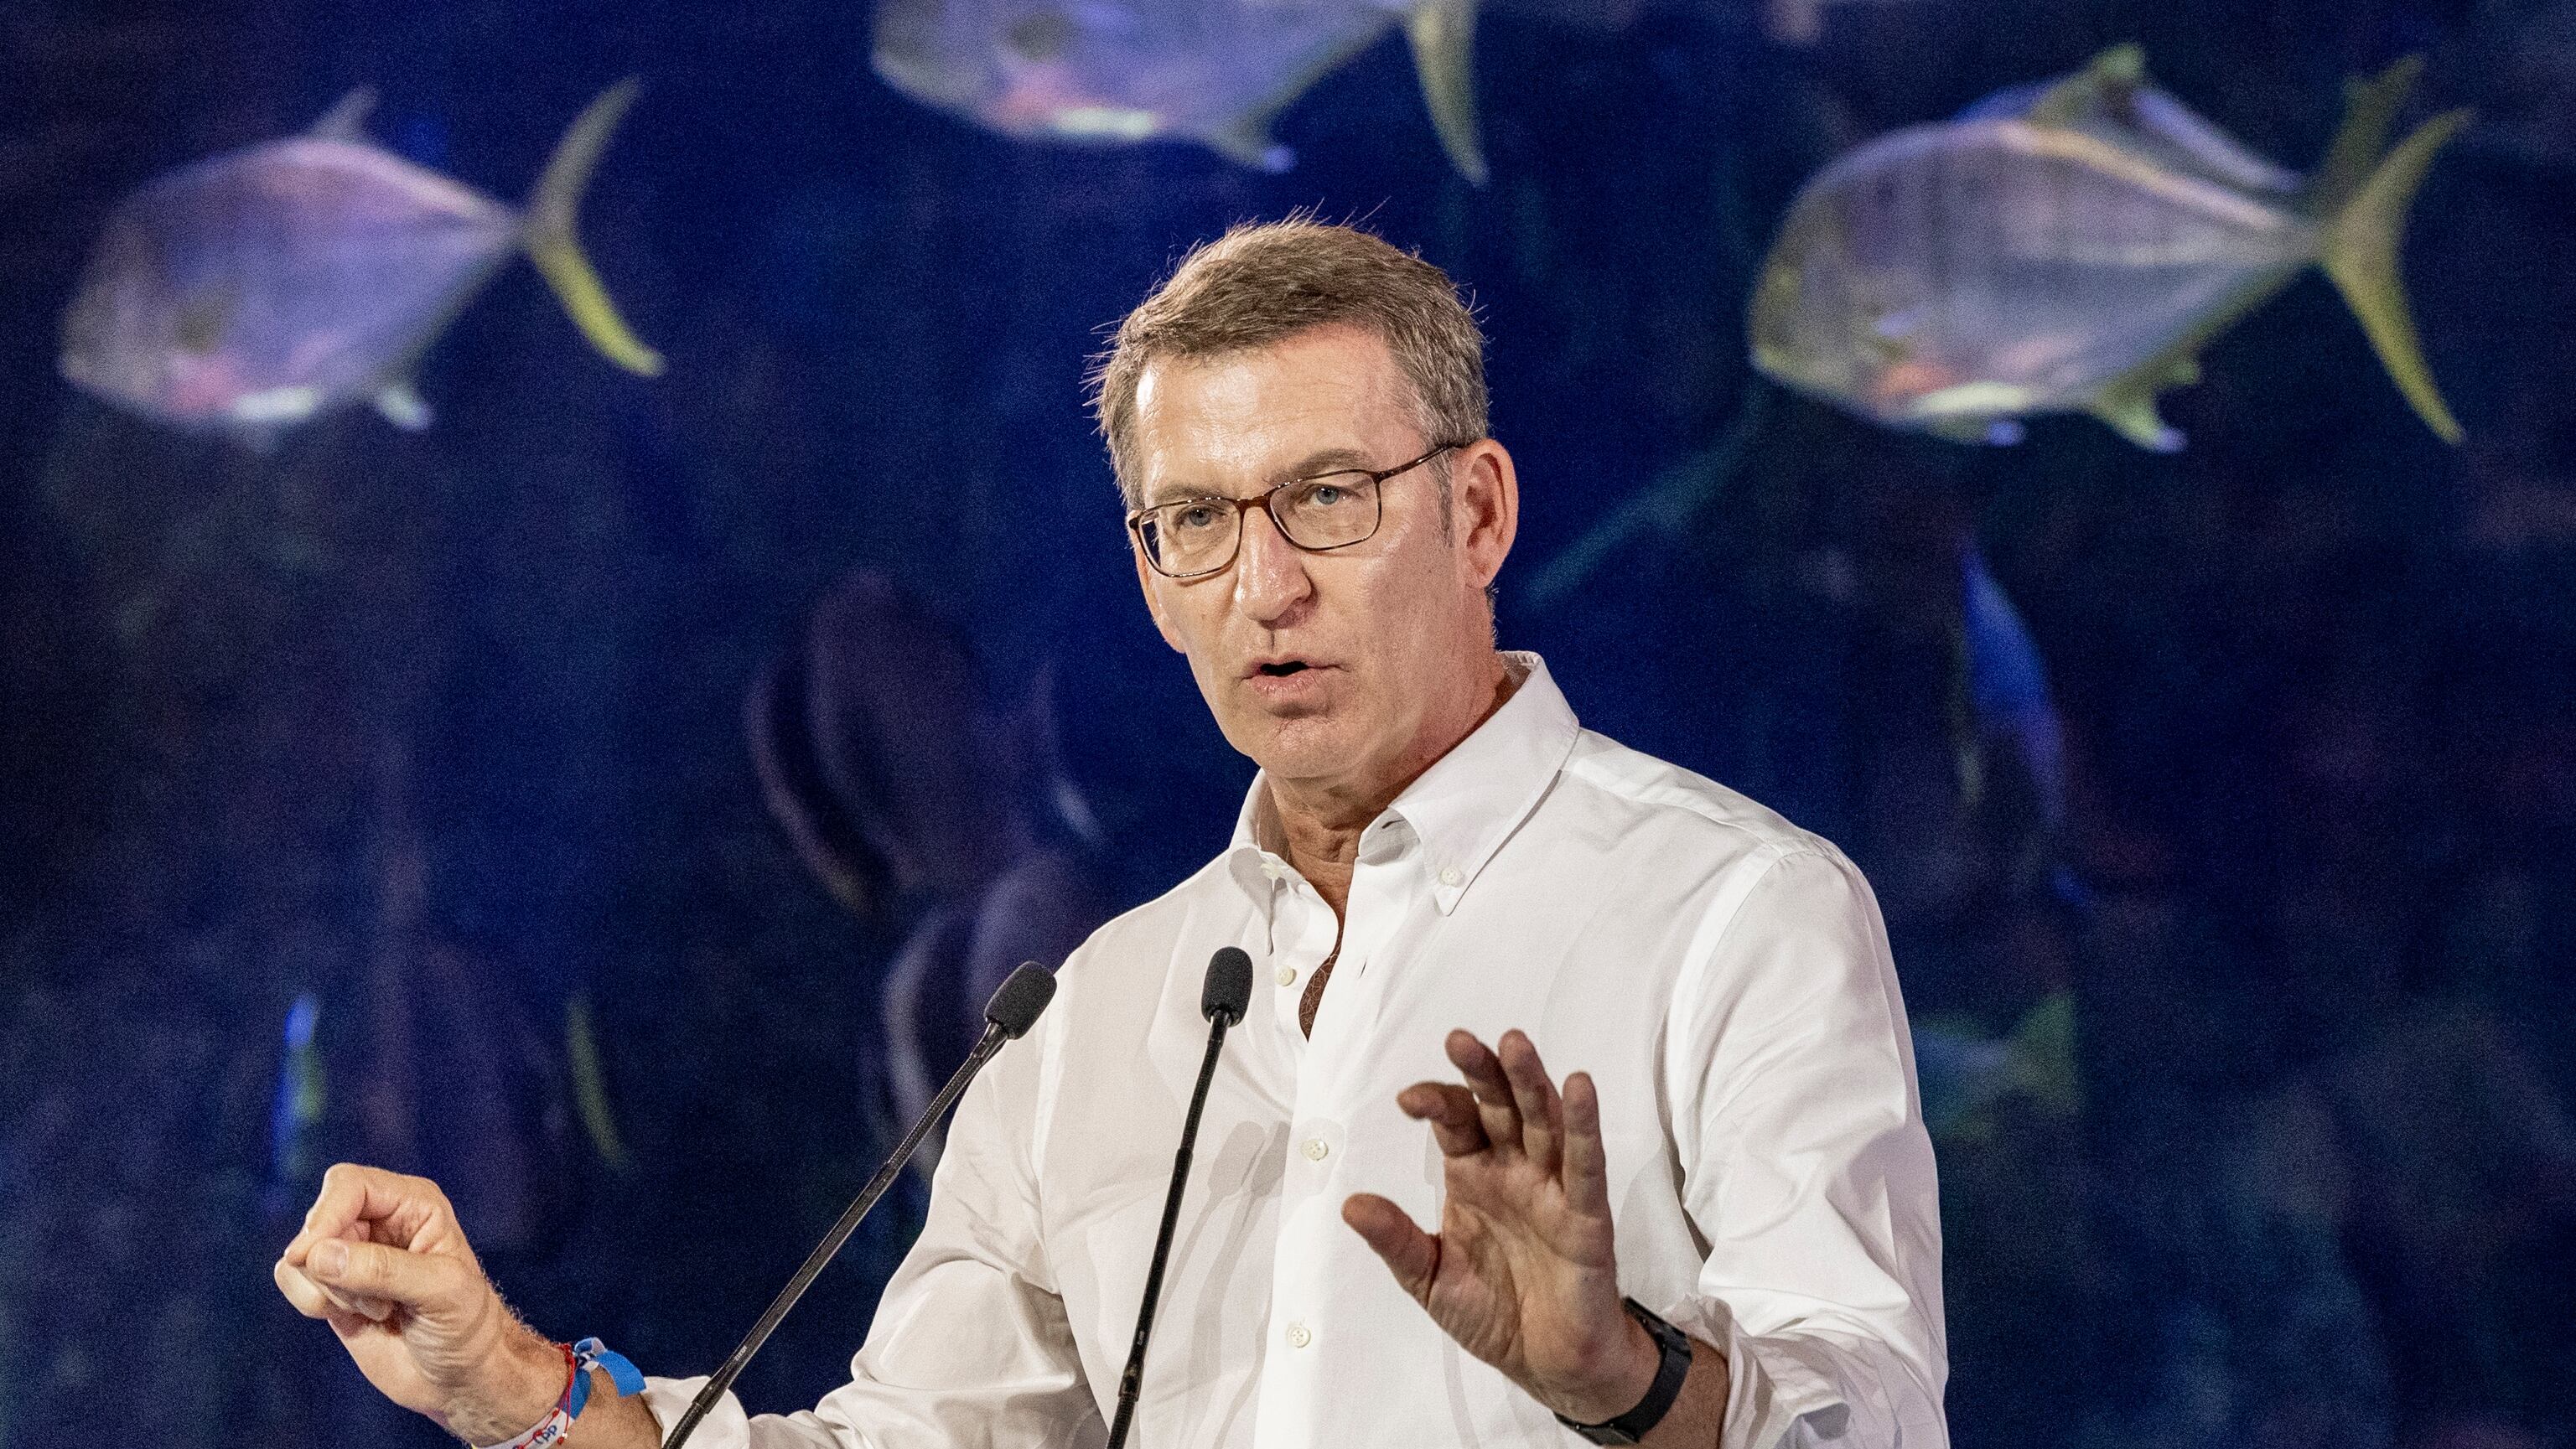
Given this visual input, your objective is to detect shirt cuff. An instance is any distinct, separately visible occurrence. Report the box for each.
[639,1376,750,1449]
[1655,1299,1943,1449]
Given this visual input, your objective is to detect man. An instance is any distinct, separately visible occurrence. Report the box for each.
[276,218,1946,1449]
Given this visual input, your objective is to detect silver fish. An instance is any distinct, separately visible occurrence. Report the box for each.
[60,83,663,449]
[873,0,1487,181]
[1749,45,2470,450]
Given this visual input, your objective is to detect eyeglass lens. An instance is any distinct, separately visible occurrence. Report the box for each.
[1142,474,1381,576]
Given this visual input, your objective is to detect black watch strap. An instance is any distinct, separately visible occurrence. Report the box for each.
[1553,1297,1693,1445]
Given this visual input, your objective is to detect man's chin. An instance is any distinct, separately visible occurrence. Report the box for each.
[1230,714,1367,784]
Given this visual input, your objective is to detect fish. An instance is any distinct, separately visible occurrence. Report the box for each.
[744,567,1114,1182]
[1956,540,2066,834]
[1749,45,2470,451]
[60,81,663,449]
[872,0,1488,181]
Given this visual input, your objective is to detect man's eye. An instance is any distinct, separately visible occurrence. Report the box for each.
[1296,478,1366,509]
[1170,505,1222,531]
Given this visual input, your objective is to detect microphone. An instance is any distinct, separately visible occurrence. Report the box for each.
[662,962,1058,1449]
[1103,947,1254,1449]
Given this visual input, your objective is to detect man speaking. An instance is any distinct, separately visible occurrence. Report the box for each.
[275,219,1946,1449]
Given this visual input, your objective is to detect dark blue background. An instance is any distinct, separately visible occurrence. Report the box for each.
[3,1,2572,1446]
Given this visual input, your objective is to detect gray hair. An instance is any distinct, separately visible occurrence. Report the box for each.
[1089,215,1488,506]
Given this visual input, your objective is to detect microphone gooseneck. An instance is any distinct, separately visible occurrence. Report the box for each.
[1104,947,1254,1449]
[661,963,1058,1449]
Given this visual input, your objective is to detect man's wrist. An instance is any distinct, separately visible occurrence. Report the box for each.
[444,1325,573,1446]
[1552,1310,1664,1425]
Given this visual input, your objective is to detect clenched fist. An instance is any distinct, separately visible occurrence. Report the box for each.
[274,1163,644,1445]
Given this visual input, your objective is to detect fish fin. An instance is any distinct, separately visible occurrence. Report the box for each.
[2086,362,2188,452]
[523,78,666,377]
[2024,42,2146,131]
[1209,122,1295,173]
[308,87,380,141]
[1406,0,1490,185]
[231,384,324,428]
[373,381,433,431]
[2304,56,2423,218]
[565,992,631,1171]
[1910,380,2034,445]
[2318,107,2470,444]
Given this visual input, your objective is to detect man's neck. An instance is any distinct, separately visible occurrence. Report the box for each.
[1262,653,1520,921]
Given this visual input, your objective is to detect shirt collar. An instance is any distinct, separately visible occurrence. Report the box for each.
[1226,651,1582,914]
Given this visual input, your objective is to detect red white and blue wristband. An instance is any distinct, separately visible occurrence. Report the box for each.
[474,1338,645,1449]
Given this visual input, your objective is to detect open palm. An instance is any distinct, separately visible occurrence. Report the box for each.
[1343,1029,1655,1424]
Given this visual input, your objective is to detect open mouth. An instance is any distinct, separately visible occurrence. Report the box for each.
[1256,660,1310,678]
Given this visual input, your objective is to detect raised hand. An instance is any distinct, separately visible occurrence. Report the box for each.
[1341,1029,1661,1425]
[272,1163,573,1444]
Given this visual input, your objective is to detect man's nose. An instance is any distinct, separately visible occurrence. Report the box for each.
[1232,506,1313,624]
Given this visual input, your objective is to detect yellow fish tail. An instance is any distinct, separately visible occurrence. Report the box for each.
[1406,0,1489,186]
[566,991,633,1171]
[2306,56,2423,217]
[525,79,666,378]
[2318,106,2471,444]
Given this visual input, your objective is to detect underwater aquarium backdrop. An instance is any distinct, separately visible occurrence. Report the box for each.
[3,0,2573,1445]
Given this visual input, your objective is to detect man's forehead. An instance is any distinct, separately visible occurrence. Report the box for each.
[1129,326,1415,494]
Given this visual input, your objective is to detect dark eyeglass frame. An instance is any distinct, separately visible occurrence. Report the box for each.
[1125,441,1467,580]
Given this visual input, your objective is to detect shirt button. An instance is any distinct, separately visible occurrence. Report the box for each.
[1260,859,1287,882]
[1439,865,1464,887]
[1285,1322,1312,1349]
[1275,965,1298,987]
[1302,1136,1330,1162]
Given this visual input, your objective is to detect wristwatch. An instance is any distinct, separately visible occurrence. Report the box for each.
[1553,1297,1693,1445]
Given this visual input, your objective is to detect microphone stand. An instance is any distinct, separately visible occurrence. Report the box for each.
[1103,948,1252,1449]
[662,965,1055,1449]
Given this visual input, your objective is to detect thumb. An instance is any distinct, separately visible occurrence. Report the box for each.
[1343,1193,1442,1302]
[306,1236,480,1326]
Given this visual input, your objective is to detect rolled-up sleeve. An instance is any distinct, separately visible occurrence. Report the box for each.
[1658,846,1949,1449]
[638,1020,1101,1449]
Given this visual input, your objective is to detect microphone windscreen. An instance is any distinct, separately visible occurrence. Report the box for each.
[1202,947,1254,1025]
[985,963,1058,1039]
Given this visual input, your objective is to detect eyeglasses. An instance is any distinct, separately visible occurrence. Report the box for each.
[1126,442,1464,579]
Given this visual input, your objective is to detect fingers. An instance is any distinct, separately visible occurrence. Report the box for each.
[1496,1032,1565,1173]
[273,1255,381,1333]
[1441,1030,1566,1168]
[1397,1081,1490,1157]
[1561,1070,1610,1214]
[1446,1030,1526,1154]
[302,1235,481,1329]
[286,1163,453,1267]
[1403,1031,1589,1186]
[1342,1193,1442,1303]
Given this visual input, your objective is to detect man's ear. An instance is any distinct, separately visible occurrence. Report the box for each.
[1449,439,1519,592]
[1133,542,1189,655]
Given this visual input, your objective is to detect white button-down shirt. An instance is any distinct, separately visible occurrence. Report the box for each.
[645,654,1946,1449]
